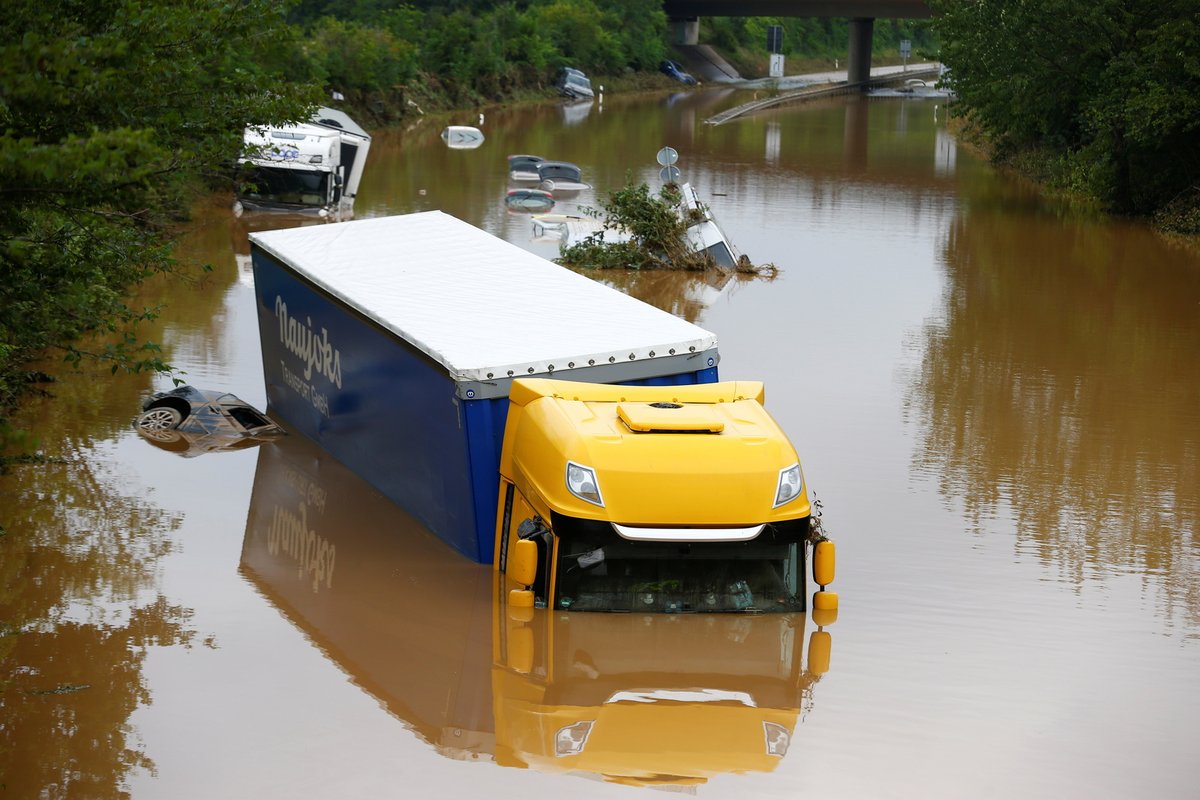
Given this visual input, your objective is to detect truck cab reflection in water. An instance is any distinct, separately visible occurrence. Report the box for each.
[241,433,833,786]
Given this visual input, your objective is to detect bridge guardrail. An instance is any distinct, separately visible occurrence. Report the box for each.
[704,67,942,126]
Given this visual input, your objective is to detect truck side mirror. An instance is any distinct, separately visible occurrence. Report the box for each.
[509,538,538,587]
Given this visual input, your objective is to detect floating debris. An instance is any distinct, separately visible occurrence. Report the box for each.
[554,181,775,275]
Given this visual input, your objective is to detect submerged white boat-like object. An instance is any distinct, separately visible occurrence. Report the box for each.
[442,125,485,149]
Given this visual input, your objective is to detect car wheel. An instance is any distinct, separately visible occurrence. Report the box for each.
[137,406,183,432]
[137,426,185,446]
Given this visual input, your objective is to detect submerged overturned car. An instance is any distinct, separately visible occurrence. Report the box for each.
[134,385,284,457]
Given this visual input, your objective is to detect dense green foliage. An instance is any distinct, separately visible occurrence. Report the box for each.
[931,0,1200,228]
[0,1,321,442]
[290,0,671,107]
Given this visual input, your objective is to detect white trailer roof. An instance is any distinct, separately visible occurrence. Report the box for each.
[249,211,718,387]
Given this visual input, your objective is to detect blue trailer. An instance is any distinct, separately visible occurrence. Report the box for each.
[249,211,720,563]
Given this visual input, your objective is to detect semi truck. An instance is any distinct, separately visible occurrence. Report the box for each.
[249,211,836,613]
[236,106,371,219]
[240,431,835,785]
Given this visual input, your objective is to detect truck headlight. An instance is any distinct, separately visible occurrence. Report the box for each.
[555,720,594,756]
[773,463,803,507]
[566,461,604,507]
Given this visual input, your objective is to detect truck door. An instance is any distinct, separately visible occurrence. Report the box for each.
[498,480,553,605]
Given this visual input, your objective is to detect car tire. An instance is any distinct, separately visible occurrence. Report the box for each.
[137,406,183,432]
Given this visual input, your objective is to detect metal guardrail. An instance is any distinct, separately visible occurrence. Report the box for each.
[704,67,942,125]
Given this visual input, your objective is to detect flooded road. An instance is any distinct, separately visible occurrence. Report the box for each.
[3,87,1199,798]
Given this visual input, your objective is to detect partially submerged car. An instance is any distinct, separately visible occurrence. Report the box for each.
[556,67,594,99]
[505,188,556,213]
[134,385,284,457]
[508,154,545,182]
[536,161,591,193]
[659,59,698,85]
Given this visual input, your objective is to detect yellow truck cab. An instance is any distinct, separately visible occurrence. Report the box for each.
[495,378,835,614]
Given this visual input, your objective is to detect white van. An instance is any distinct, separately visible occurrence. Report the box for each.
[556,67,594,99]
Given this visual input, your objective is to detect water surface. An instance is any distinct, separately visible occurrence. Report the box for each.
[2,87,1199,799]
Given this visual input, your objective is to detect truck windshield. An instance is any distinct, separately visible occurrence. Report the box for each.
[552,515,807,613]
[240,167,329,207]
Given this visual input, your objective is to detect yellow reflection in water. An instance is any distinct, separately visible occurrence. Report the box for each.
[239,430,831,787]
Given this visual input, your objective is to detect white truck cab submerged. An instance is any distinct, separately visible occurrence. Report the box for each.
[236,106,371,220]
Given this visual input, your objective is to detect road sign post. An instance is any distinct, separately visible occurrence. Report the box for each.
[767,25,785,78]
[767,26,783,54]
[656,147,681,185]
[900,39,911,72]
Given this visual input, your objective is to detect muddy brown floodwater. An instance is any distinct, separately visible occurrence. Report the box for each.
[2,87,1199,799]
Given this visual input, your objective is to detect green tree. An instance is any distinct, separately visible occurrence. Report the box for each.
[0,0,321,441]
[530,0,625,74]
[306,16,419,93]
[931,0,1200,222]
[606,0,669,70]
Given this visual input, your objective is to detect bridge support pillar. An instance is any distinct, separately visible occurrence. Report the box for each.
[670,16,700,46]
[847,18,875,85]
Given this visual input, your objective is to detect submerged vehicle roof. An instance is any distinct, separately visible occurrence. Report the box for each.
[537,161,582,179]
[248,212,716,395]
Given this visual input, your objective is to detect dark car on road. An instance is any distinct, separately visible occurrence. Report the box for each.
[659,59,698,85]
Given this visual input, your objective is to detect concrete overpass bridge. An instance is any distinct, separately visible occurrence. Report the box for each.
[662,0,933,84]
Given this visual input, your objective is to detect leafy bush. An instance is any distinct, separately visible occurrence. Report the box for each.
[559,181,772,274]
[0,0,319,433]
[306,17,418,93]
[559,182,701,271]
[932,0,1200,219]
